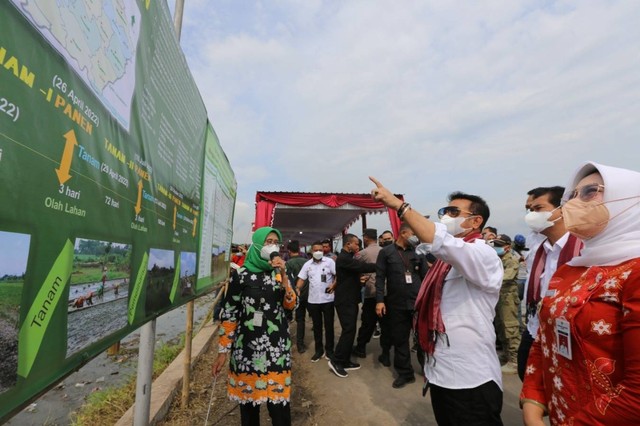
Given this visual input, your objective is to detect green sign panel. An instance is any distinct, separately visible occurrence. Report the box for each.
[0,0,236,421]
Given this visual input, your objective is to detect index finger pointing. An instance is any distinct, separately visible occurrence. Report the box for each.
[369,176,383,188]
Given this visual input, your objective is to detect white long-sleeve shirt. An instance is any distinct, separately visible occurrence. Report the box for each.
[416,223,504,390]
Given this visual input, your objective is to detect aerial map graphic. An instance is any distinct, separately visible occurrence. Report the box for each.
[11,0,141,130]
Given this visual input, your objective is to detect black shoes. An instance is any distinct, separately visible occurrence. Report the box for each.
[352,346,366,358]
[311,352,324,362]
[344,361,361,370]
[378,352,391,367]
[297,343,307,354]
[328,360,348,378]
[392,376,416,389]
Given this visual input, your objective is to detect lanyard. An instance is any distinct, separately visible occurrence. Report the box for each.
[396,246,412,272]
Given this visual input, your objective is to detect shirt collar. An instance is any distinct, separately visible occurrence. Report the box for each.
[543,232,570,253]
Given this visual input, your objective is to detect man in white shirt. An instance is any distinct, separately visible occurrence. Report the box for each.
[518,186,582,381]
[297,241,337,362]
[370,177,504,426]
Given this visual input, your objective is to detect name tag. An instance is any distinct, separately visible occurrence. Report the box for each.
[545,289,558,298]
[253,311,264,327]
[405,273,412,284]
[555,317,572,360]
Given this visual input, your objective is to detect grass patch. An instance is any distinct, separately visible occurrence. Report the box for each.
[71,267,128,285]
[0,282,22,323]
[70,337,185,426]
[0,282,23,307]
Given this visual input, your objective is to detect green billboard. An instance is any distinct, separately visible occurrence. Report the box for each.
[0,0,236,421]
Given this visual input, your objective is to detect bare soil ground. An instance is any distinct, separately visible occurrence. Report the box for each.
[159,332,321,426]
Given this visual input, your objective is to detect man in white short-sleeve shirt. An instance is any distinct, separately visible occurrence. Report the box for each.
[297,241,336,362]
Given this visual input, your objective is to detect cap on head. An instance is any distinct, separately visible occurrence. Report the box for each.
[514,234,526,246]
[492,234,512,247]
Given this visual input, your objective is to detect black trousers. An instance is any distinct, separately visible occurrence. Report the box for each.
[429,380,503,426]
[295,294,308,345]
[379,301,392,354]
[240,402,291,426]
[356,297,378,350]
[307,301,335,355]
[388,308,414,378]
[333,302,358,365]
[517,328,535,381]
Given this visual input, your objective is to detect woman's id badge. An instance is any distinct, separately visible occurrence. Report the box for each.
[253,311,264,327]
[405,273,412,284]
[555,318,572,360]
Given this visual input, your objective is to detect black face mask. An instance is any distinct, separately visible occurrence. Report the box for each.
[381,240,394,247]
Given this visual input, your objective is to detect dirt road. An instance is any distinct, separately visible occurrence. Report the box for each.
[288,321,525,425]
[164,316,526,426]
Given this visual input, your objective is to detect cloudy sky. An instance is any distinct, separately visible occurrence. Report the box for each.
[172,0,640,243]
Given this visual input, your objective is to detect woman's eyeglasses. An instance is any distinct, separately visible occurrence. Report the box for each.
[566,184,605,203]
[264,238,280,245]
[437,206,475,219]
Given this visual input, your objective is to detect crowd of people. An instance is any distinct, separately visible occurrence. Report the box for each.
[213,161,640,426]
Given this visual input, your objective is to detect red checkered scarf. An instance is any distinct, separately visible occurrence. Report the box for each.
[414,232,481,357]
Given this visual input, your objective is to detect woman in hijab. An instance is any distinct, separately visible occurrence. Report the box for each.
[212,227,297,425]
[521,162,640,425]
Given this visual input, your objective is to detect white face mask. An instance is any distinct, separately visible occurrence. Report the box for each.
[439,215,468,236]
[407,235,419,247]
[524,207,560,233]
[312,251,323,260]
[260,244,279,260]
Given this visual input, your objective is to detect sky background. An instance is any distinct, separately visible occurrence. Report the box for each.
[180,252,197,276]
[0,231,30,276]
[148,248,175,270]
[171,0,640,244]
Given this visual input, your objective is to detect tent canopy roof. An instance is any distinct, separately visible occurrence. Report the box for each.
[253,191,404,246]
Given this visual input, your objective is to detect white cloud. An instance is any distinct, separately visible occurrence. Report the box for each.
[176,0,640,240]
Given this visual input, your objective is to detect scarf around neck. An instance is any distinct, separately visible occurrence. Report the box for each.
[243,226,282,273]
[525,233,582,306]
[414,231,481,357]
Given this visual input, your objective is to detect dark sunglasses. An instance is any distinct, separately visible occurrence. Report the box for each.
[565,184,605,203]
[437,206,475,219]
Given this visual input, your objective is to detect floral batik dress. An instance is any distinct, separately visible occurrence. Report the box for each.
[521,258,640,425]
[218,268,297,405]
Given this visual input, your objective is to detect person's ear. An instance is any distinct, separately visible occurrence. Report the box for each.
[470,215,483,230]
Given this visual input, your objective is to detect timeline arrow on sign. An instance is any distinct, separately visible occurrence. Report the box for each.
[173,205,177,230]
[134,180,143,215]
[55,130,77,185]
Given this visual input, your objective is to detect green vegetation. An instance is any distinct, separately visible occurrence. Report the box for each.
[71,266,128,285]
[0,282,22,323]
[70,337,185,426]
[72,240,132,285]
[0,282,23,307]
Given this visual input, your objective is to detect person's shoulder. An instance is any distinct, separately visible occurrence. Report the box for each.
[365,244,382,257]
[380,244,395,254]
